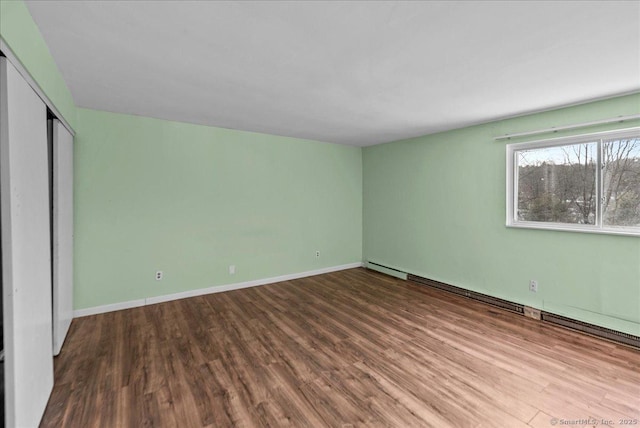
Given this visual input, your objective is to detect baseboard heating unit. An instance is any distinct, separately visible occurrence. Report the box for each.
[366,262,408,280]
[541,312,640,348]
[400,272,639,349]
[408,274,525,314]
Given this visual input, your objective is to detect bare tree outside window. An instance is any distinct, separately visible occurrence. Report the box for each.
[602,138,640,227]
[508,130,640,235]
[517,142,597,224]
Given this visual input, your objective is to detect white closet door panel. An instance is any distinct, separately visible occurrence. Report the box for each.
[1,57,54,428]
[52,119,73,356]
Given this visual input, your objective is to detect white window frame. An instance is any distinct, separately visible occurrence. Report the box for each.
[506,127,640,237]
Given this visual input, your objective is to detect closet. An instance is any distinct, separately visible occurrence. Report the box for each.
[1,53,74,427]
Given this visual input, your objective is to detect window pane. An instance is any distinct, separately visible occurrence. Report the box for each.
[517,142,597,224]
[602,137,640,227]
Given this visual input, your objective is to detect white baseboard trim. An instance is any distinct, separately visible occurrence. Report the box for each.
[73,298,146,318]
[73,262,364,318]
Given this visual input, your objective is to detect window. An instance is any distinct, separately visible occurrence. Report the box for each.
[507,128,640,236]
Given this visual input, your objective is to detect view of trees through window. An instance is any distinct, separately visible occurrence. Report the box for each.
[602,138,640,227]
[516,135,640,229]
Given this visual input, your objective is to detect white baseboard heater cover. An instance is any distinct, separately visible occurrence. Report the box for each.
[366,262,408,280]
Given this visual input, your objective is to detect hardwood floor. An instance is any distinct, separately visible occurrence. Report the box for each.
[41,268,640,427]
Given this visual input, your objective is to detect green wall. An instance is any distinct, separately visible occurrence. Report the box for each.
[3,0,639,334]
[363,93,640,336]
[0,0,77,128]
[74,108,362,309]
[1,0,363,311]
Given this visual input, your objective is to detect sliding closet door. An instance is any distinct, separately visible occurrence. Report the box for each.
[1,57,54,427]
[52,119,73,356]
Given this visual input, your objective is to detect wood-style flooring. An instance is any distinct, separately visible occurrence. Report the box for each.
[41,268,640,427]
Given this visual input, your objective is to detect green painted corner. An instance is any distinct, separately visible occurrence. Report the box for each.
[73,108,363,309]
[0,0,77,128]
[363,93,640,336]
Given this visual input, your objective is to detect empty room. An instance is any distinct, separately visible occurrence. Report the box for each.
[1,0,639,427]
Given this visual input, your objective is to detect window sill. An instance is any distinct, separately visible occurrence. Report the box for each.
[506,221,640,237]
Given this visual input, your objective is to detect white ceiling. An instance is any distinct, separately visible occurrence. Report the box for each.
[25,1,640,146]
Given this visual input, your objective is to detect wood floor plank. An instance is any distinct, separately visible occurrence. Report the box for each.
[41,268,640,427]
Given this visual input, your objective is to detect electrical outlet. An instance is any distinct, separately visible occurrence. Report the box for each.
[315,251,320,258]
[529,280,538,293]
[229,265,236,275]
[155,271,163,281]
